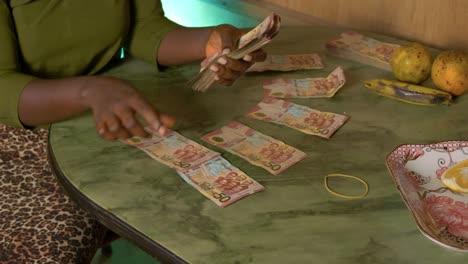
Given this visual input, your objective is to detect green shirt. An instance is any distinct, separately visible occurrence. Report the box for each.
[0,0,178,127]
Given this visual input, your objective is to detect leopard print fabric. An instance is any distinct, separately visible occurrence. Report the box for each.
[0,125,107,264]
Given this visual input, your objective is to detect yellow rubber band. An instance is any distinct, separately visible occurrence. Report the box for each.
[324,174,369,199]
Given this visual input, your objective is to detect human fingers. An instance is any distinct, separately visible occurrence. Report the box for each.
[99,126,117,141]
[104,113,131,140]
[129,96,165,135]
[160,114,177,129]
[218,56,250,72]
[214,75,237,86]
[243,49,267,63]
[94,112,121,141]
[115,106,149,138]
[94,113,115,141]
[210,65,240,86]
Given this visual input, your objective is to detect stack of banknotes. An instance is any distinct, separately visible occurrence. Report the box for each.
[326,31,400,71]
[176,156,265,208]
[248,53,324,72]
[201,121,306,175]
[188,13,281,92]
[122,129,266,208]
[263,66,346,98]
[246,97,349,139]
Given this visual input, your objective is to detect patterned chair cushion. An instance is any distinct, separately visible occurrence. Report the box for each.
[0,125,107,264]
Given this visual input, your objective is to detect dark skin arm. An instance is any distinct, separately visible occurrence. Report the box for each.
[18,25,265,140]
[159,25,266,85]
[18,76,175,140]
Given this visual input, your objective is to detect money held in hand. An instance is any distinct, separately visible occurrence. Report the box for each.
[188,13,281,92]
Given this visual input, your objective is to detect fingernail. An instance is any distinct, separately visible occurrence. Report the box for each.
[158,126,167,136]
[124,119,136,129]
[152,121,161,131]
[210,65,219,72]
[209,51,220,59]
[243,54,252,62]
[222,48,231,55]
[109,124,119,132]
[217,57,227,65]
[214,75,220,81]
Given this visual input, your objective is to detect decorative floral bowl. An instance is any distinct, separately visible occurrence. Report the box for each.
[386,141,468,251]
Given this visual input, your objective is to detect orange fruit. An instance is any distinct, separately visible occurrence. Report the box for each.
[441,159,468,193]
[431,50,468,96]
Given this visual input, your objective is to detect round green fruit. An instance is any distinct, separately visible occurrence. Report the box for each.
[391,43,432,84]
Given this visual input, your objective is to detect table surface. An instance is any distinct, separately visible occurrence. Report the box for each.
[48,24,468,264]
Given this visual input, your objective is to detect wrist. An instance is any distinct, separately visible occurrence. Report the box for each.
[78,76,104,108]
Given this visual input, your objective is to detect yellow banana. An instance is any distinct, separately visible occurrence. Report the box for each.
[364,79,453,106]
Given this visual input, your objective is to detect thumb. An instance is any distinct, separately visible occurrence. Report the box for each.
[218,25,243,52]
[205,25,242,57]
[221,35,238,52]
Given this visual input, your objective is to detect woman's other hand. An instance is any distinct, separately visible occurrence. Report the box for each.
[81,76,175,140]
[205,24,267,86]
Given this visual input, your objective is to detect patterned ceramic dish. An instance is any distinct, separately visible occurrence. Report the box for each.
[386,141,468,251]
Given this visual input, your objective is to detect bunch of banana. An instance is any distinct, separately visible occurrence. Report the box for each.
[364,79,453,106]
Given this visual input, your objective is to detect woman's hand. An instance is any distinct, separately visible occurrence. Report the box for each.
[19,76,175,141]
[81,76,175,140]
[205,24,267,86]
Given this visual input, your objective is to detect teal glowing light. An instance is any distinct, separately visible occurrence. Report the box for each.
[161,0,258,27]
[120,48,125,59]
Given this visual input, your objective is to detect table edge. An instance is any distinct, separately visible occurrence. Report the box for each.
[47,134,188,264]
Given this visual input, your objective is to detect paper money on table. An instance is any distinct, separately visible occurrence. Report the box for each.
[326,31,400,71]
[247,53,325,72]
[177,156,265,207]
[263,66,346,98]
[246,97,349,139]
[122,130,220,171]
[187,13,281,92]
[202,121,306,175]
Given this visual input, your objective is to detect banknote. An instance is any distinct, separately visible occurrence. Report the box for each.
[202,121,306,175]
[248,53,325,72]
[237,13,279,49]
[188,13,281,92]
[177,156,265,207]
[122,130,220,171]
[246,97,349,139]
[263,66,346,98]
[326,31,400,71]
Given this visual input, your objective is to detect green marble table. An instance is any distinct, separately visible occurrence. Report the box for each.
[48,25,468,264]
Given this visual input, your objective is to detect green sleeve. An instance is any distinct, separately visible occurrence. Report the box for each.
[127,0,179,68]
[0,0,36,128]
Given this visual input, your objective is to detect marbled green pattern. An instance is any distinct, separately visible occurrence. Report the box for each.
[50,26,468,263]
